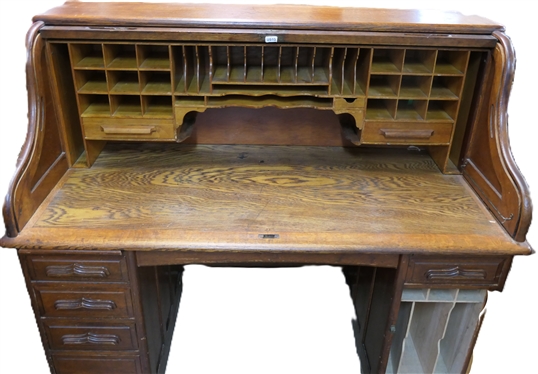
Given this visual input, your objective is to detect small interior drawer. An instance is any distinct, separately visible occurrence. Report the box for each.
[33,285,133,318]
[44,321,138,351]
[82,118,175,140]
[27,255,128,283]
[405,255,512,290]
[361,121,453,145]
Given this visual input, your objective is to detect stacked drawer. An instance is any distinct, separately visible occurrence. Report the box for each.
[21,251,147,374]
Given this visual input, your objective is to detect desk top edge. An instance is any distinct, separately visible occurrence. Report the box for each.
[33,2,504,34]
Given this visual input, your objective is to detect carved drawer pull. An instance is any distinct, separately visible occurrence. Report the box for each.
[101,125,156,135]
[425,266,486,280]
[61,332,120,345]
[380,128,434,139]
[54,297,117,311]
[46,263,110,278]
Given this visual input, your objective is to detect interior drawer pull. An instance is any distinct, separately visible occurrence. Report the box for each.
[380,128,434,139]
[101,125,156,135]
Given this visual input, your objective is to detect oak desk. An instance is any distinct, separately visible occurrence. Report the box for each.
[0,2,534,373]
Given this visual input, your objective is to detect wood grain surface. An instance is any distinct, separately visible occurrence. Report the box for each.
[2,144,528,255]
[34,2,503,34]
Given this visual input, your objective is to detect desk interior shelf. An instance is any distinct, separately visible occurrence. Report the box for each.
[61,42,478,171]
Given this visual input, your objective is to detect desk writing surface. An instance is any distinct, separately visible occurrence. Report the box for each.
[5,144,528,255]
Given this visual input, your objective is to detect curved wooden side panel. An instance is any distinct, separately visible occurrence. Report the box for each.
[462,31,532,242]
[2,22,69,238]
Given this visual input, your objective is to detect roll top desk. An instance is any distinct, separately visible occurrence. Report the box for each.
[0,2,533,373]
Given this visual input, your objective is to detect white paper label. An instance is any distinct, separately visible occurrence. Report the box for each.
[265,36,278,43]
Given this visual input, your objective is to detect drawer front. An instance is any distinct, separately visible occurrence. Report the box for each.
[361,121,452,145]
[52,355,143,374]
[44,322,138,351]
[82,118,175,140]
[405,256,512,289]
[28,255,128,283]
[34,286,133,318]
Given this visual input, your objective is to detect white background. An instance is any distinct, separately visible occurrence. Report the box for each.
[0,1,536,373]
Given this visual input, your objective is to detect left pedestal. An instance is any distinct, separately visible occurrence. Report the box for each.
[18,250,183,374]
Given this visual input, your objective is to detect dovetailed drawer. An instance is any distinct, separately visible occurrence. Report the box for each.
[405,255,512,290]
[33,285,133,318]
[27,255,128,283]
[82,118,175,140]
[44,321,138,351]
[361,121,453,145]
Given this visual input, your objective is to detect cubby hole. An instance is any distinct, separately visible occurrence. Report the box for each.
[175,95,206,107]
[396,99,427,120]
[399,76,432,98]
[142,95,173,118]
[78,94,110,117]
[108,71,140,94]
[111,95,142,116]
[104,44,137,70]
[69,44,104,69]
[366,99,397,120]
[371,49,405,74]
[172,46,187,93]
[403,49,436,74]
[430,76,463,99]
[427,100,458,121]
[74,70,108,93]
[434,50,469,75]
[141,71,172,94]
[368,75,401,97]
[137,44,171,70]
[245,46,263,82]
[356,48,372,96]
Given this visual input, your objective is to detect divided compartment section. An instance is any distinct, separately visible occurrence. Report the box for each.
[110,95,142,117]
[434,50,470,76]
[74,70,108,94]
[399,76,432,99]
[140,71,173,95]
[107,70,140,94]
[365,99,397,120]
[426,100,459,121]
[69,43,105,69]
[137,44,171,70]
[142,96,174,118]
[430,76,463,100]
[368,75,401,98]
[395,100,427,121]
[103,44,137,70]
[79,94,110,117]
[388,288,486,374]
[403,49,436,74]
[371,48,405,74]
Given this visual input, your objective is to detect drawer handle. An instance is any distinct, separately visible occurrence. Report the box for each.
[61,332,120,346]
[46,263,110,278]
[101,125,156,135]
[380,128,434,139]
[425,266,486,280]
[54,298,117,311]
